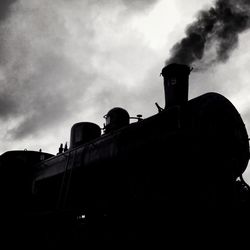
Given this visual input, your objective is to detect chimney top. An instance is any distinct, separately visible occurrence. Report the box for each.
[161,63,192,77]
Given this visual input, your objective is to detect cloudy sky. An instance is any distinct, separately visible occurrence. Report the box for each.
[1,0,250,181]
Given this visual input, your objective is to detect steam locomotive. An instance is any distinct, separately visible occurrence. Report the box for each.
[0,64,249,243]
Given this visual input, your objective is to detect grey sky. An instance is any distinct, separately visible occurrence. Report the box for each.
[0,0,162,149]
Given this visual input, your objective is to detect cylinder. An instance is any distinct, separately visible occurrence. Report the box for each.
[104,107,130,134]
[70,122,101,149]
[161,63,192,108]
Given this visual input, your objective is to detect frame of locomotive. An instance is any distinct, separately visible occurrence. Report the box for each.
[0,63,249,241]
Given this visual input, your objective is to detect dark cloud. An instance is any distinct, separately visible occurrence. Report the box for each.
[0,0,160,144]
[0,0,16,21]
[166,0,250,69]
[0,1,19,118]
[4,49,96,139]
[0,95,17,117]
[0,0,17,60]
[0,0,95,139]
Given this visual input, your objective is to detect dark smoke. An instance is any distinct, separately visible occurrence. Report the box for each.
[166,0,250,68]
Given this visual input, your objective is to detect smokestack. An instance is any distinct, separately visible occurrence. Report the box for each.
[161,63,192,109]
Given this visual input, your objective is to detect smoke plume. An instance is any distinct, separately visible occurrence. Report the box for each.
[166,0,250,68]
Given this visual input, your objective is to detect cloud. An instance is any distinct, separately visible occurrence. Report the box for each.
[121,0,158,11]
[0,0,17,21]
[0,0,161,153]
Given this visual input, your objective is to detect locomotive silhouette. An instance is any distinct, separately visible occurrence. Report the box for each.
[0,63,249,243]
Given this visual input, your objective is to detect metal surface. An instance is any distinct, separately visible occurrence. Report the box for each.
[161,63,192,108]
[25,92,249,241]
[104,107,130,134]
[70,122,101,149]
